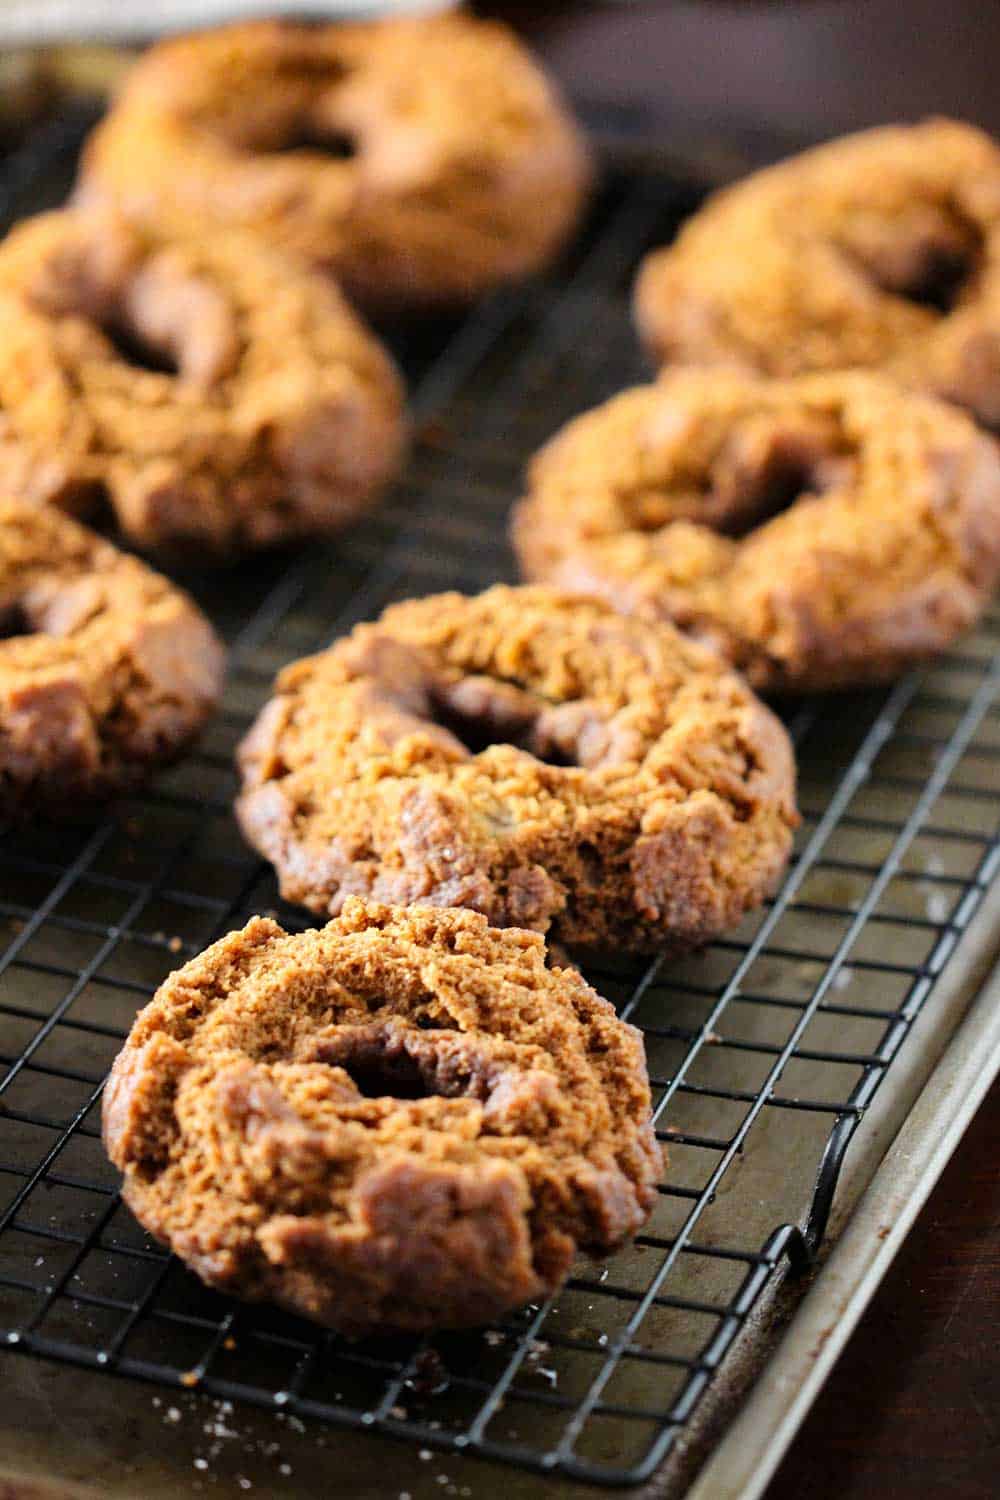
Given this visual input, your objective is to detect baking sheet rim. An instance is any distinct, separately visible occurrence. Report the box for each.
[685,878,1000,1500]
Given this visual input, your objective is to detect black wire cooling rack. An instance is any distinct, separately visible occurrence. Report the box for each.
[1,115,1000,1491]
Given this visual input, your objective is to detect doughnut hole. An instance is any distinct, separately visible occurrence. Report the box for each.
[308,1024,491,1104]
[425,674,637,771]
[630,407,857,540]
[307,1022,565,1144]
[334,637,586,768]
[839,203,983,315]
[0,601,34,639]
[428,676,577,767]
[343,635,643,775]
[336,1044,436,1101]
[710,418,858,536]
[97,318,178,376]
[7,576,122,641]
[213,55,359,158]
[17,220,239,388]
[279,121,358,160]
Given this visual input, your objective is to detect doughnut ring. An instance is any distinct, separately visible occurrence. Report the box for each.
[0,209,406,555]
[103,900,660,1333]
[235,584,797,953]
[0,496,224,817]
[77,15,592,314]
[635,120,1000,430]
[512,369,1000,692]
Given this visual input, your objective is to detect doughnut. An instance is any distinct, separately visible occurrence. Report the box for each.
[235,585,797,953]
[0,209,406,554]
[512,369,1000,692]
[103,900,660,1334]
[634,120,1000,430]
[76,15,592,314]
[0,496,224,817]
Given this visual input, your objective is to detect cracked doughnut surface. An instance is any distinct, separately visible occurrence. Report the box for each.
[77,15,592,314]
[632,122,1000,429]
[513,370,1000,692]
[635,120,1000,430]
[0,209,406,554]
[103,900,660,1334]
[235,585,797,953]
[0,496,224,817]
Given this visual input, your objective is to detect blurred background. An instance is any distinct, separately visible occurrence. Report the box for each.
[1,1,995,167]
[497,1,998,153]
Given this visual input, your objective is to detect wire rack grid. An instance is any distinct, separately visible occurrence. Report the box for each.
[0,120,999,1490]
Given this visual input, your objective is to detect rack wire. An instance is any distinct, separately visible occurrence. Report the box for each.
[1,116,999,1490]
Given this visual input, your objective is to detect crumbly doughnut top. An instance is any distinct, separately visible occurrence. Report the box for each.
[104,900,660,1333]
[236,585,797,952]
[77,15,592,311]
[513,369,1000,691]
[635,119,1000,428]
[0,209,405,552]
[0,495,224,814]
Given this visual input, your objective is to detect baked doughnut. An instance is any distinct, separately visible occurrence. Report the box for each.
[103,900,660,1334]
[77,15,592,314]
[235,585,797,952]
[634,120,1000,429]
[512,369,1000,692]
[0,209,406,554]
[0,496,224,817]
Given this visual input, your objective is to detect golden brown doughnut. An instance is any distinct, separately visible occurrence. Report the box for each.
[77,15,592,314]
[103,900,660,1335]
[235,584,797,953]
[0,209,406,555]
[512,369,1000,692]
[0,495,224,817]
[636,120,1000,430]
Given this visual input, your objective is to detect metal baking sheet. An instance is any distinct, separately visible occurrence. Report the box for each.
[0,117,998,1500]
